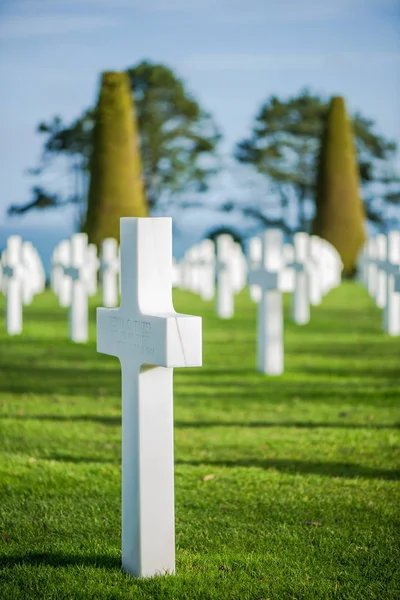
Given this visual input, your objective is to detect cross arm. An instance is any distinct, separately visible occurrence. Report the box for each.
[248,269,278,290]
[97,307,202,369]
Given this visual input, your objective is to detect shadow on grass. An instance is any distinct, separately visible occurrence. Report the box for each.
[176,366,400,381]
[293,365,400,379]
[0,304,100,325]
[32,451,400,481]
[1,414,399,431]
[176,458,400,481]
[0,414,122,425]
[44,453,118,464]
[0,357,398,402]
[176,420,400,430]
[0,309,67,326]
[0,365,120,396]
[0,340,98,364]
[0,552,121,570]
[287,342,400,359]
[178,389,400,404]
[1,365,397,398]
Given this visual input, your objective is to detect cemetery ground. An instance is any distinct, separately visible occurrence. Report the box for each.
[0,283,399,600]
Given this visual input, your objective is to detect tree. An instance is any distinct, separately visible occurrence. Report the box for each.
[8,60,221,223]
[312,96,366,273]
[84,71,148,246]
[126,61,221,209]
[235,89,398,232]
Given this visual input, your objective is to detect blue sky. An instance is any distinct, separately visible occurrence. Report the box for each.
[0,0,399,232]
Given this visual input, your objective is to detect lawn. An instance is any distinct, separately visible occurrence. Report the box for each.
[0,282,399,600]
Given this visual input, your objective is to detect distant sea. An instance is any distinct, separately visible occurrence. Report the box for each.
[0,223,74,279]
[0,217,386,280]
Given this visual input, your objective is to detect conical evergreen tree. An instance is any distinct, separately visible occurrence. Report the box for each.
[84,71,148,246]
[312,96,366,274]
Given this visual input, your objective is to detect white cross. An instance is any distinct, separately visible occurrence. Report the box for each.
[375,234,388,308]
[1,236,25,335]
[21,243,35,306]
[385,262,400,335]
[101,238,120,308]
[308,236,323,306]
[51,240,73,307]
[64,233,94,343]
[215,234,234,318]
[171,257,182,289]
[248,229,283,375]
[382,231,400,336]
[21,241,45,305]
[97,217,202,578]
[186,245,202,294]
[287,233,310,325]
[248,236,262,302]
[317,240,338,295]
[230,242,247,294]
[363,238,378,297]
[86,243,100,297]
[197,239,215,301]
[29,244,46,295]
[180,248,194,291]
[280,243,296,294]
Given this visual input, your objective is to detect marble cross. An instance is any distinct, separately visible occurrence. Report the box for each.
[320,240,342,294]
[21,241,46,305]
[308,236,323,306]
[97,217,202,578]
[101,238,120,308]
[64,233,94,343]
[375,234,388,309]
[383,231,400,336]
[365,238,378,298]
[280,243,295,293]
[230,242,247,294]
[215,234,234,318]
[51,240,73,308]
[86,243,100,297]
[248,229,284,375]
[197,239,215,301]
[171,257,182,289]
[289,233,310,325]
[181,248,194,291]
[187,245,202,294]
[1,236,25,335]
[248,236,262,302]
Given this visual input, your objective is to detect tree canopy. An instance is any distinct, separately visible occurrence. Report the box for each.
[312,96,366,273]
[84,71,148,246]
[8,61,222,223]
[8,81,398,234]
[234,89,399,231]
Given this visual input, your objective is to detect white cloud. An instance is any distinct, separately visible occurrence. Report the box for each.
[182,53,321,72]
[181,51,400,73]
[0,14,117,40]
[8,0,399,21]
[11,0,213,10]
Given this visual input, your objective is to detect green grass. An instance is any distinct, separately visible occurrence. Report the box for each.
[0,282,399,599]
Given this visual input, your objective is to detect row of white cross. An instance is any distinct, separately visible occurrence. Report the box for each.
[0,236,46,334]
[1,229,342,356]
[358,231,400,335]
[175,230,342,317]
[0,233,119,340]
[173,230,343,374]
[1,229,343,361]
